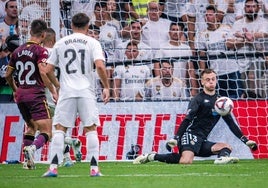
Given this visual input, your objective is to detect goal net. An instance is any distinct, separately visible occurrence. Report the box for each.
[15,0,268,162]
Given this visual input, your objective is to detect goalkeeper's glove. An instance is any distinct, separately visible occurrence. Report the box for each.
[240,136,258,151]
[165,136,179,152]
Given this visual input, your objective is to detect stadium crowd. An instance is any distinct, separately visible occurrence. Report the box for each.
[1,0,268,103]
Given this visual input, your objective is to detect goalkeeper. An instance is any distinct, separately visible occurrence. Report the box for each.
[133,69,257,165]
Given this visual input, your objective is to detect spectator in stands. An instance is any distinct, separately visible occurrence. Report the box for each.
[20,0,45,42]
[88,24,113,101]
[183,0,231,51]
[196,5,243,99]
[90,1,121,62]
[144,59,187,100]
[0,0,18,103]
[123,0,160,21]
[141,1,171,50]
[113,41,151,101]
[226,0,268,98]
[0,0,18,44]
[0,0,8,23]
[115,20,154,73]
[67,0,96,18]
[154,22,198,97]
[259,0,268,18]
[160,0,187,23]
[105,0,123,35]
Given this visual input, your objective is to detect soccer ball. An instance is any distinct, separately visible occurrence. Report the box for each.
[214,97,234,116]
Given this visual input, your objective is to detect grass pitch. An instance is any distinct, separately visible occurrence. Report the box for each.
[1,159,268,188]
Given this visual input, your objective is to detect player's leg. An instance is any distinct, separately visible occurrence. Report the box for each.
[78,97,102,177]
[133,152,181,164]
[64,128,82,162]
[211,142,239,164]
[42,98,77,177]
[60,129,74,167]
[20,99,52,170]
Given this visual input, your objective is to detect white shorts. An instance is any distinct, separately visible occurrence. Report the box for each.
[53,97,100,128]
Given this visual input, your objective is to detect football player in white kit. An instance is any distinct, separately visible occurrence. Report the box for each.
[42,13,109,177]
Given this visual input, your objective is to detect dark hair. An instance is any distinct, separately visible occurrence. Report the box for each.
[245,0,259,4]
[170,22,184,31]
[126,41,139,49]
[200,68,217,78]
[159,59,174,68]
[88,24,100,34]
[206,5,218,13]
[5,0,16,9]
[94,0,107,10]
[72,13,90,28]
[30,19,48,37]
[130,20,142,26]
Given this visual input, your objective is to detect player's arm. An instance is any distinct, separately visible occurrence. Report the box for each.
[222,114,258,151]
[166,98,199,151]
[95,59,110,104]
[5,65,17,92]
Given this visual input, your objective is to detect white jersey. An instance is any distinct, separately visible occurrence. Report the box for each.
[113,64,151,100]
[98,22,122,61]
[185,0,229,34]
[141,18,171,50]
[162,0,187,18]
[0,22,18,41]
[114,40,155,70]
[70,0,96,18]
[228,16,268,72]
[196,24,239,76]
[47,32,105,100]
[155,42,192,80]
[144,76,187,100]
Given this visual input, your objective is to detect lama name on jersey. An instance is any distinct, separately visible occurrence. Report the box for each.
[17,50,33,58]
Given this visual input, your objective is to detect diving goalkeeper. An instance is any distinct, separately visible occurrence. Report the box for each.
[133,69,257,165]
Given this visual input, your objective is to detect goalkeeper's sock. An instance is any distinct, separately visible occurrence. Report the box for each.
[154,153,180,164]
[218,147,231,158]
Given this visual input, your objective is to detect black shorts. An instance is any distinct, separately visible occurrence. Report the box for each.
[179,131,216,157]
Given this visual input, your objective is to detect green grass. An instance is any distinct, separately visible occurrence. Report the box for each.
[1,159,268,188]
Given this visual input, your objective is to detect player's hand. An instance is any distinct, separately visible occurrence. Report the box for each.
[102,88,110,104]
[165,136,179,152]
[241,136,257,151]
[246,140,258,151]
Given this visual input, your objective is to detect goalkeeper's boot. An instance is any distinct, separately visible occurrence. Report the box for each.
[42,168,58,177]
[71,138,82,162]
[214,156,239,164]
[133,152,155,164]
[23,145,36,170]
[61,156,74,167]
[90,168,103,177]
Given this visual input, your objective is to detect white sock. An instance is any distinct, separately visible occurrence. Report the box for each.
[49,130,65,169]
[86,131,99,168]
